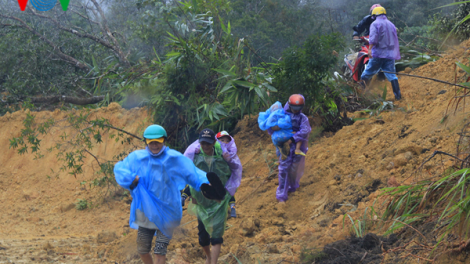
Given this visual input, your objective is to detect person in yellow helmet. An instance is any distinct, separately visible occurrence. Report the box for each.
[352,4,382,40]
[361,6,402,100]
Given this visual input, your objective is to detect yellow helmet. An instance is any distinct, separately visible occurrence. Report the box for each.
[371,6,386,16]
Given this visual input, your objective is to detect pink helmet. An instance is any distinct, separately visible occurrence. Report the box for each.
[370,4,382,15]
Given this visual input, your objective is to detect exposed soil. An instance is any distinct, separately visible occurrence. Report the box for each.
[2,40,470,263]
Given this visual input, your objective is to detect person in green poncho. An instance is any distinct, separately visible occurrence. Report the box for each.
[183,128,233,264]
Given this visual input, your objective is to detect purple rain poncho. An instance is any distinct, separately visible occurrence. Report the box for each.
[268,99,311,202]
[114,146,209,239]
[258,101,294,146]
[184,139,242,196]
[369,16,401,60]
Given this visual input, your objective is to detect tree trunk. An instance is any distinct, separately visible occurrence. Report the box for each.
[31,96,105,105]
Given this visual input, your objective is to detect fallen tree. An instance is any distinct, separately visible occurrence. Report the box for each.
[30,95,105,105]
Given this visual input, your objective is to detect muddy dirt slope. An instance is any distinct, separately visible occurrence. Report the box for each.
[2,40,470,264]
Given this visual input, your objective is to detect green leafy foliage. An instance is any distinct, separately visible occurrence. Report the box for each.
[228,0,322,63]
[75,199,89,210]
[434,2,470,46]
[273,33,345,101]
[342,205,378,238]
[395,47,439,71]
[271,33,352,131]
[113,0,276,148]
[381,167,470,248]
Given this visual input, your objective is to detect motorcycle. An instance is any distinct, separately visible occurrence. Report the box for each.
[341,36,385,83]
[342,36,370,82]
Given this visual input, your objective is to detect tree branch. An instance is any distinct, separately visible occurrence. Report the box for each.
[102,124,142,140]
[69,9,99,25]
[28,9,116,52]
[84,148,101,166]
[382,71,470,90]
[0,14,91,71]
[90,0,130,67]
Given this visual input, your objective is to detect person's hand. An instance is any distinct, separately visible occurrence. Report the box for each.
[286,139,292,145]
[271,125,281,131]
[368,49,372,58]
[223,152,231,162]
[353,36,360,40]
[191,198,198,205]
[130,175,139,190]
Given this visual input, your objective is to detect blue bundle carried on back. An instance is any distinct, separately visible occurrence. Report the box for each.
[258,101,293,146]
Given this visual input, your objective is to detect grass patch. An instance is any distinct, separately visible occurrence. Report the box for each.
[300,248,328,263]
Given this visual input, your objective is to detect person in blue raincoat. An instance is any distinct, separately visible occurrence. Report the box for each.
[114,125,222,264]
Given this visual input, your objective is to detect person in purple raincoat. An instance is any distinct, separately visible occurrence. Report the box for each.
[269,94,311,202]
[360,6,402,100]
[215,131,241,218]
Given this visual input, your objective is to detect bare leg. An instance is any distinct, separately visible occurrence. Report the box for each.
[295,141,302,152]
[210,244,222,264]
[140,253,153,264]
[153,254,166,264]
[202,245,211,264]
[295,141,305,156]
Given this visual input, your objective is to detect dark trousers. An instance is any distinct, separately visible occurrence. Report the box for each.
[198,219,223,246]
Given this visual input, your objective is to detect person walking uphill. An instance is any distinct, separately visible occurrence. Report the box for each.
[184,128,240,264]
[269,94,311,202]
[114,125,225,264]
[360,6,402,100]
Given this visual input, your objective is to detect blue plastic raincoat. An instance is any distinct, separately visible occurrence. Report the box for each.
[369,16,400,60]
[258,101,294,146]
[114,146,209,239]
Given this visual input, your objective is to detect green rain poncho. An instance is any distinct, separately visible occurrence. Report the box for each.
[187,142,232,238]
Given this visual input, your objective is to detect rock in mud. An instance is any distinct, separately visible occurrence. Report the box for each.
[239,218,258,237]
[393,152,412,167]
[60,203,75,212]
[404,151,413,160]
[396,144,422,156]
[97,231,118,244]
[267,244,279,253]
[254,218,261,228]
[387,176,400,187]
[266,235,283,243]
[438,90,447,95]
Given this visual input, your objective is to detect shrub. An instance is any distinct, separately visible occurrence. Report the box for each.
[76,199,88,210]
